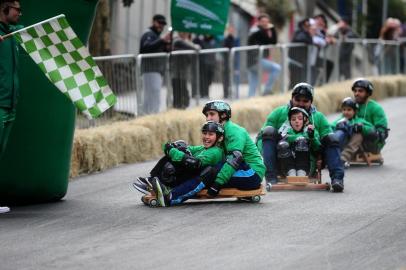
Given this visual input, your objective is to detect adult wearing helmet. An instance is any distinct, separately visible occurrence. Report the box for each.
[331,97,376,166]
[257,82,345,192]
[351,78,389,153]
[132,121,225,206]
[202,100,265,196]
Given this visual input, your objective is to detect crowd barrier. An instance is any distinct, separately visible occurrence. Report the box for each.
[70,75,406,178]
[79,39,406,129]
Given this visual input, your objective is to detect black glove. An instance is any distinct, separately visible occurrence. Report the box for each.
[377,130,387,143]
[164,142,175,156]
[307,127,314,139]
[353,123,363,133]
[207,182,221,197]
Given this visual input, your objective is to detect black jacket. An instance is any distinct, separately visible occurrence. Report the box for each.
[139,27,169,73]
[247,26,277,67]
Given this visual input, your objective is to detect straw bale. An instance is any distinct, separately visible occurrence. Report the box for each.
[70,75,406,178]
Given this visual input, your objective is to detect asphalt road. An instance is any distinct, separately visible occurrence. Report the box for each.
[1,97,406,270]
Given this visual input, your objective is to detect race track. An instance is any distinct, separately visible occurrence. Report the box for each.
[1,97,406,270]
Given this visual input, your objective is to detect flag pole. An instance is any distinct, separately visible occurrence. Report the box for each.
[0,14,65,40]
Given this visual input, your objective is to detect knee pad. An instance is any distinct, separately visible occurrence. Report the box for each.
[162,161,176,177]
[261,126,278,141]
[277,140,292,158]
[294,136,309,152]
[364,129,378,141]
[322,133,340,147]
[199,166,217,186]
[226,150,243,170]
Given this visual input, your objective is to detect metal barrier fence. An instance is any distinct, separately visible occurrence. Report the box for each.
[77,39,406,128]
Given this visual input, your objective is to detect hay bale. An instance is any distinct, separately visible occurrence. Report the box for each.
[71,75,406,178]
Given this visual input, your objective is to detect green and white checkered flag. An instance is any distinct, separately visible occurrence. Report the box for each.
[12,14,116,119]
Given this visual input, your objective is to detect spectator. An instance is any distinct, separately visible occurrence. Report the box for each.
[312,14,334,84]
[193,35,216,98]
[0,0,24,213]
[247,13,281,97]
[288,18,313,89]
[139,14,171,114]
[171,32,200,109]
[328,16,357,80]
[222,25,240,99]
[376,17,402,74]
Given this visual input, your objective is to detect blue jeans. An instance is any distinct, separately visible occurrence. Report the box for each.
[263,136,344,182]
[248,59,281,97]
[323,143,345,181]
[262,137,278,182]
[169,162,262,205]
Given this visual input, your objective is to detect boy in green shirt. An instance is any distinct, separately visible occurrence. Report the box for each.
[278,107,321,177]
[331,97,375,166]
[133,121,225,207]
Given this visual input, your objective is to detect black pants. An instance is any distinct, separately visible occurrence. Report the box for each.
[172,78,190,109]
[279,151,310,175]
[150,156,200,188]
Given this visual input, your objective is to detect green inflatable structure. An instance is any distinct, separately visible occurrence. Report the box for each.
[0,0,99,204]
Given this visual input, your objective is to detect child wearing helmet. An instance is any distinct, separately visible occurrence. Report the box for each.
[201,100,265,197]
[257,82,345,192]
[277,107,321,177]
[132,121,225,207]
[331,97,375,166]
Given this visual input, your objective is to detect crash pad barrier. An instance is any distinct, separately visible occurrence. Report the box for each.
[70,75,406,178]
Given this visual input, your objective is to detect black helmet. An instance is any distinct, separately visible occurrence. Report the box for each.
[341,97,358,111]
[288,107,309,121]
[351,78,373,95]
[292,82,314,101]
[202,100,231,120]
[201,121,225,137]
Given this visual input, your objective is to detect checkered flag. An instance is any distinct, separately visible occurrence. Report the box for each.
[12,14,116,119]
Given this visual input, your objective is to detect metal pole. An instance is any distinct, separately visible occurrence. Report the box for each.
[135,54,144,116]
[228,48,235,100]
[352,0,358,33]
[362,0,367,39]
[125,6,130,53]
[257,46,264,96]
[280,45,287,93]
[306,45,312,84]
[382,0,388,27]
[195,50,200,105]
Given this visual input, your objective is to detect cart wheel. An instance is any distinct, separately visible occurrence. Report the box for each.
[266,183,272,192]
[141,196,149,205]
[251,195,261,203]
[325,183,331,191]
[149,199,158,208]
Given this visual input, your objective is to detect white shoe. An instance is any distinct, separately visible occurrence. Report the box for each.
[297,170,307,177]
[0,206,10,214]
[287,169,296,176]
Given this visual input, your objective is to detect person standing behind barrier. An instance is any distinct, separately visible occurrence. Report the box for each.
[222,25,240,99]
[193,35,216,98]
[0,0,23,214]
[377,18,402,74]
[312,14,334,85]
[139,14,171,114]
[171,32,200,109]
[247,14,281,97]
[328,16,357,80]
[288,19,313,89]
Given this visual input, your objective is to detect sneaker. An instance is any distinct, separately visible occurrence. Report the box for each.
[131,177,152,195]
[0,206,10,214]
[331,179,344,192]
[297,169,307,177]
[150,177,171,207]
[287,169,297,176]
